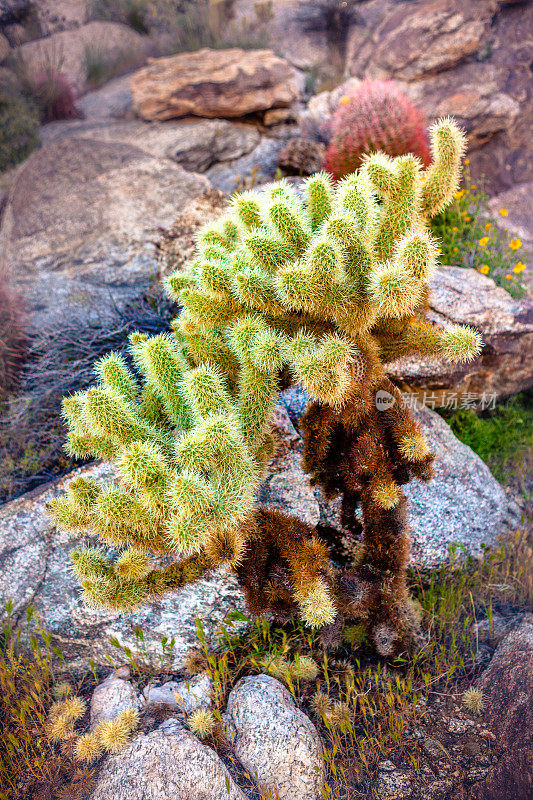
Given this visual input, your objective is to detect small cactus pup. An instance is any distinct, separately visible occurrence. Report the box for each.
[49,117,482,658]
[324,80,432,180]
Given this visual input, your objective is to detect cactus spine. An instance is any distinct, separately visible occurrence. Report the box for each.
[49,119,481,654]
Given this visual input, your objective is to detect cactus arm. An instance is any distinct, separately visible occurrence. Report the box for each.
[421,118,466,217]
[78,552,212,611]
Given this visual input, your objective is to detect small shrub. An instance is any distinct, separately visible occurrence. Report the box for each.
[0,278,27,399]
[324,80,431,179]
[94,708,140,752]
[0,86,40,171]
[84,42,141,89]
[295,1,361,86]
[430,167,528,297]
[187,708,216,738]
[10,42,79,123]
[31,70,79,122]
[156,0,270,56]
[90,0,150,34]
[296,0,360,31]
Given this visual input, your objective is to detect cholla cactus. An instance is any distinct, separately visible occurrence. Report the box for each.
[324,80,432,180]
[49,118,481,656]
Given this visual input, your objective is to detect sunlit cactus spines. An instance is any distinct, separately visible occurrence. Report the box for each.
[49,118,482,654]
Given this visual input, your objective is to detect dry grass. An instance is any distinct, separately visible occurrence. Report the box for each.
[0,292,174,503]
[0,605,97,800]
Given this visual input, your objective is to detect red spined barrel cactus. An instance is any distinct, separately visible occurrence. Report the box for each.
[324,80,432,180]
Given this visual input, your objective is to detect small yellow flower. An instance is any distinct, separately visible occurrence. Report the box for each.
[454,190,464,200]
[513,262,526,274]
[478,236,489,247]
[471,185,476,190]
[509,239,522,250]
[452,226,458,232]
[465,216,471,222]
[500,208,508,216]
[485,222,491,230]
[479,265,490,274]
[453,247,458,253]
[340,95,351,105]
[505,275,512,280]
[464,158,470,165]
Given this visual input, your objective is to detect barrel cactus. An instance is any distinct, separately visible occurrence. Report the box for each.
[49,117,481,656]
[325,80,432,180]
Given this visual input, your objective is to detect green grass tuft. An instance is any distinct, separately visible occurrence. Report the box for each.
[439,392,533,483]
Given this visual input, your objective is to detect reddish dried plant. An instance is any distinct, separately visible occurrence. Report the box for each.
[33,71,79,123]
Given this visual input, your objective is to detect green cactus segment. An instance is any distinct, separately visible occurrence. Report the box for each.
[50,117,482,628]
[421,118,467,216]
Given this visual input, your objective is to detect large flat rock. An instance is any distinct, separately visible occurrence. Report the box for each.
[0,137,209,332]
[405,403,511,567]
[41,117,261,173]
[130,47,300,121]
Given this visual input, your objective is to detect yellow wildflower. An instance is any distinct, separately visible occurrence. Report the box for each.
[513,262,526,274]
[505,275,512,280]
[500,208,508,216]
[464,158,470,165]
[509,239,522,250]
[465,216,471,222]
[478,236,489,247]
[485,222,491,230]
[452,226,458,232]
[479,265,490,275]
[471,185,476,190]
[340,95,351,105]
[453,247,458,253]
[454,190,464,200]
